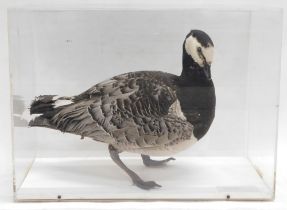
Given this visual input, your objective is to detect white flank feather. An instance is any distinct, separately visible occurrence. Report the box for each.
[52,95,61,100]
[20,108,41,122]
[53,99,73,108]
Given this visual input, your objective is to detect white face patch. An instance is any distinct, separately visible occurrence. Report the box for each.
[184,35,214,67]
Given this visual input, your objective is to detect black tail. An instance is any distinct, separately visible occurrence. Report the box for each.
[29,95,58,128]
[29,95,74,128]
[30,95,57,115]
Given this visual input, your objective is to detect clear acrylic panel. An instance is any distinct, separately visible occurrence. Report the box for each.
[9,5,282,201]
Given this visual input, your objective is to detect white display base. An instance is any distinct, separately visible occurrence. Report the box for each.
[15,157,272,201]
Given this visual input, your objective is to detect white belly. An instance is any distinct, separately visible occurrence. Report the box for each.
[127,135,198,156]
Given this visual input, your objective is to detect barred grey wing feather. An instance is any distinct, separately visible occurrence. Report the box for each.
[50,71,193,150]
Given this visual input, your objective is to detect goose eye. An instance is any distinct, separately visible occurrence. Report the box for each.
[197,47,202,53]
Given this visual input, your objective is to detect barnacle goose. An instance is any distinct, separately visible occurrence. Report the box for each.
[29,29,216,190]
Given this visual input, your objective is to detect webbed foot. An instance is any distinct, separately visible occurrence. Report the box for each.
[133,178,161,190]
[141,154,175,167]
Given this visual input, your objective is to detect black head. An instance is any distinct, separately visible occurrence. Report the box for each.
[182,30,214,81]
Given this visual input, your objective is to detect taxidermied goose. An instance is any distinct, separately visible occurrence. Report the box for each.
[29,29,216,190]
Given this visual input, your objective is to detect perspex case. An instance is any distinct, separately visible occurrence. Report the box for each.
[9,3,283,201]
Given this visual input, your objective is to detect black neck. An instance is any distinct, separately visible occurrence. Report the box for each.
[175,45,216,140]
[179,68,212,86]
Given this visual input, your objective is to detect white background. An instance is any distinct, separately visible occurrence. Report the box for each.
[1,0,287,210]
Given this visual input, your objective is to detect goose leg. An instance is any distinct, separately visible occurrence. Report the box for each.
[141,154,175,167]
[108,145,161,190]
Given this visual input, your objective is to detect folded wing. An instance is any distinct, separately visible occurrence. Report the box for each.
[49,71,193,151]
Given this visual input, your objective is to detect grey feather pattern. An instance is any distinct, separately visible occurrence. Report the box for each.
[47,71,194,152]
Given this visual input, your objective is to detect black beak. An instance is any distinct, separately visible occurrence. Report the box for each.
[203,64,211,80]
